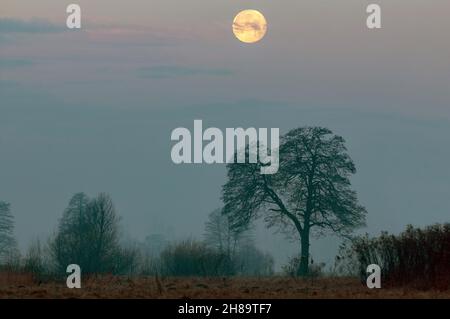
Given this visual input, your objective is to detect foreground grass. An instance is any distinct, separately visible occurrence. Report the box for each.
[0,274,449,299]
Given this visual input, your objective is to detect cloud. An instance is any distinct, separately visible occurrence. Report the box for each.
[137,66,233,79]
[84,25,180,47]
[0,59,34,69]
[0,18,64,33]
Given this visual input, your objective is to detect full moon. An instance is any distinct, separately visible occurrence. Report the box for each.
[232,10,267,44]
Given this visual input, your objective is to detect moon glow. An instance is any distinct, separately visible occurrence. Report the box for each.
[232,10,267,43]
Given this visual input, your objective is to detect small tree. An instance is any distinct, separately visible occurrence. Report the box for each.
[204,208,273,276]
[0,201,17,265]
[53,193,90,271]
[222,127,367,276]
[204,209,252,260]
[51,193,123,274]
[23,239,55,280]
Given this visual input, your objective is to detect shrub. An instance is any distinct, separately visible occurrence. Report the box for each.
[351,223,450,290]
[160,239,231,277]
[23,239,58,282]
[234,244,274,276]
[282,254,325,278]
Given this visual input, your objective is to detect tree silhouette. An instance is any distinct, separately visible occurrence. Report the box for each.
[204,208,252,260]
[0,201,17,264]
[222,127,366,276]
[52,193,123,274]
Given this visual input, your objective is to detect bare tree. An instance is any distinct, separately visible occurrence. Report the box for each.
[204,208,252,259]
[53,193,90,270]
[222,127,367,276]
[0,201,17,264]
[52,193,123,274]
[204,209,274,276]
[85,193,120,273]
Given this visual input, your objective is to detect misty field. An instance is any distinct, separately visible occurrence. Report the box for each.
[0,274,448,299]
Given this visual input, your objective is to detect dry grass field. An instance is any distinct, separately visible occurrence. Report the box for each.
[0,272,448,299]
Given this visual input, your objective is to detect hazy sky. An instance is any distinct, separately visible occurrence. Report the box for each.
[1,0,449,267]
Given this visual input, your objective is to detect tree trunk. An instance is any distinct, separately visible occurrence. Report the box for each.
[297,229,310,277]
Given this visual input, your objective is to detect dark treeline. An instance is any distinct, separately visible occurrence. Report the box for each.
[0,194,274,280]
[1,196,449,290]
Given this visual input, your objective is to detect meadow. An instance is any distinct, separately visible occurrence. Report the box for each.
[0,274,448,299]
